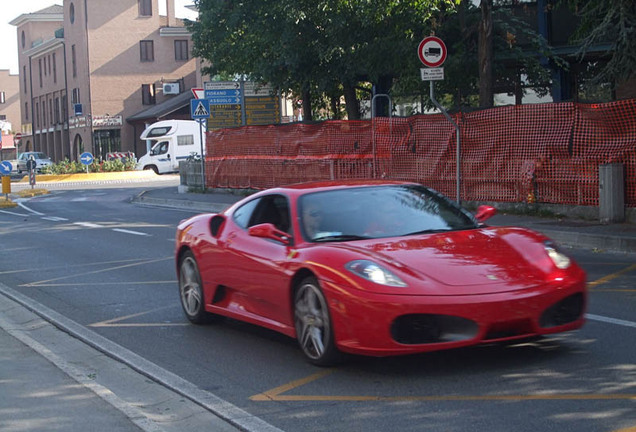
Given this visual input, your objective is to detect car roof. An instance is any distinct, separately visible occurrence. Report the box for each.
[262,180,420,197]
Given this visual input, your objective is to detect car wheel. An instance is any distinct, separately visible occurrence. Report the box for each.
[294,276,341,366]
[178,251,216,324]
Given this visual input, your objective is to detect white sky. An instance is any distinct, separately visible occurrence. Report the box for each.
[0,1,198,74]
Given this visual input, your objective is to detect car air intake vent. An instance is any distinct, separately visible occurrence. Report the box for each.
[539,293,585,328]
[391,314,478,345]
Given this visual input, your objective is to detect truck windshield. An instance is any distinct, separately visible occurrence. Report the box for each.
[150,141,169,155]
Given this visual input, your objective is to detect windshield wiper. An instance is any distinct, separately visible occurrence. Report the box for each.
[404,228,454,236]
[313,234,372,242]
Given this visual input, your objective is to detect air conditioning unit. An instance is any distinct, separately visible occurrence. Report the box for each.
[162,83,180,95]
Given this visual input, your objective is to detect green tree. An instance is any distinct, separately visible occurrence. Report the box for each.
[188,0,459,119]
[566,0,636,83]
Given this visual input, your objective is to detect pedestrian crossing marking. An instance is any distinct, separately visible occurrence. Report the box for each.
[194,101,209,117]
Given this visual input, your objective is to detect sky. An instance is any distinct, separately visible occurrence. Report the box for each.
[0,1,198,75]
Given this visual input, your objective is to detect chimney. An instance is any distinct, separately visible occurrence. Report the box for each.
[166,0,176,27]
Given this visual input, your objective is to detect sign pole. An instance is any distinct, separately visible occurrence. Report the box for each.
[199,119,206,190]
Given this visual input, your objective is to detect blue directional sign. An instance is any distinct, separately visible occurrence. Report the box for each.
[191,99,210,119]
[0,161,13,175]
[80,152,94,165]
[205,89,242,105]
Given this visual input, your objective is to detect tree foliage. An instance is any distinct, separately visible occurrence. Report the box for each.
[187,0,459,119]
[566,0,636,82]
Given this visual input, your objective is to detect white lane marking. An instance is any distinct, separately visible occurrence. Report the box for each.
[587,314,636,329]
[112,228,150,236]
[74,222,103,228]
[0,209,30,216]
[42,216,69,222]
[17,202,45,216]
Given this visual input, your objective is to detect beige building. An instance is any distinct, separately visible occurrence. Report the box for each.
[0,70,21,134]
[11,0,199,161]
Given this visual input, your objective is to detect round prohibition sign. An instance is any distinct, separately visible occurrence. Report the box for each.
[418,36,447,68]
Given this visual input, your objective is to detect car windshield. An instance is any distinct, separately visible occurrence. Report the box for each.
[298,185,478,242]
[32,153,47,159]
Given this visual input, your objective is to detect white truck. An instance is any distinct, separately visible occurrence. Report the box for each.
[136,120,205,174]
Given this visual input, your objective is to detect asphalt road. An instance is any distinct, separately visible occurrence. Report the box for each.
[1,185,635,432]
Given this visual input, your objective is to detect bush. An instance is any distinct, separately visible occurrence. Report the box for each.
[42,158,137,174]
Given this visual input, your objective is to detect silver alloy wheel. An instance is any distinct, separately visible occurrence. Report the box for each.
[294,280,331,361]
[180,256,202,317]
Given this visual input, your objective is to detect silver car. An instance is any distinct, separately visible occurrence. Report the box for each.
[17,152,53,173]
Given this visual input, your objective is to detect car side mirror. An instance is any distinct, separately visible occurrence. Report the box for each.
[474,205,497,223]
[248,223,291,245]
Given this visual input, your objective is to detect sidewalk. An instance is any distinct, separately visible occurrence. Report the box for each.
[135,186,636,254]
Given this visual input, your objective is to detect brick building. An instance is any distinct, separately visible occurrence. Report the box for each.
[10,0,199,161]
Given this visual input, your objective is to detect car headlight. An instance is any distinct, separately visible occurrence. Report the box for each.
[345,260,407,287]
[544,241,571,269]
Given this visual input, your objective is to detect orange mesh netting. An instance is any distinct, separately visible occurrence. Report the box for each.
[205,99,636,207]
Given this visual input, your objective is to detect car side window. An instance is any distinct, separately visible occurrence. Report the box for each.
[248,195,291,233]
[233,198,260,229]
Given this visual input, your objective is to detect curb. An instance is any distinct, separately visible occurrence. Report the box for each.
[132,191,231,213]
[538,229,636,254]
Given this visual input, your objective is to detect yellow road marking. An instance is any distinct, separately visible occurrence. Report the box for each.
[89,306,187,328]
[28,281,175,287]
[0,257,170,275]
[253,393,636,402]
[19,257,172,287]
[588,263,636,288]
[250,370,334,401]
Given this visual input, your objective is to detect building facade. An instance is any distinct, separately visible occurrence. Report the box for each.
[11,0,198,161]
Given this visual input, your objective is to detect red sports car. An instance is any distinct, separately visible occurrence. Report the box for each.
[175,181,586,366]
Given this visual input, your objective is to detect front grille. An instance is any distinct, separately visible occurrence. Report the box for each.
[539,293,585,328]
[391,314,479,345]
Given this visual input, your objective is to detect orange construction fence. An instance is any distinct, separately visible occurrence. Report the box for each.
[205,99,636,207]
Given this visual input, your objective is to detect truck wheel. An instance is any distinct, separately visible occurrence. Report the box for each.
[144,166,159,175]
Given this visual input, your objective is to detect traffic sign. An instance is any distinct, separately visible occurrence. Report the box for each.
[191,99,210,119]
[191,88,205,99]
[0,161,12,175]
[26,158,37,171]
[205,89,242,105]
[418,36,447,68]
[14,133,22,143]
[421,67,445,81]
[80,152,94,165]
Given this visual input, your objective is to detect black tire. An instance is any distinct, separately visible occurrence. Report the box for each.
[178,251,217,324]
[144,165,159,175]
[294,276,342,366]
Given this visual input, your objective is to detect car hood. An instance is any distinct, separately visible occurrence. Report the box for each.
[331,227,555,295]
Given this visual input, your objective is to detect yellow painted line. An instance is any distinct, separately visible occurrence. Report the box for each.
[250,370,334,401]
[19,256,172,287]
[256,393,636,402]
[27,281,175,287]
[588,263,636,289]
[89,306,186,328]
[0,258,165,275]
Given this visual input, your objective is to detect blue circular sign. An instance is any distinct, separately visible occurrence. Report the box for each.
[80,152,94,165]
[0,161,13,175]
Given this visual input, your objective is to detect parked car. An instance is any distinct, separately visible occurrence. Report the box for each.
[15,152,53,173]
[175,180,587,366]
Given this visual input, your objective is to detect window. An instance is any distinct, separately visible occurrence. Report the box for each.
[0,92,5,104]
[49,99,53,126]
[25,102,29,121]
[139,0,152,16]
[70,3,75,24]
[44,57,47,76]
[53,53,57,83]
[48,55,52,75]
[39,59,43,87]
[72,45,77,77]
[23,66,27,93]
[141,84,156,105]
[174,40,189,61]
[42,102,46,127]
[71,88,80,104]
[35,102,39,127]
[177,135,194,146]
[61,95,67,121]
[21,31,25,48]
[54,97,60,124]
[140,40,154,62]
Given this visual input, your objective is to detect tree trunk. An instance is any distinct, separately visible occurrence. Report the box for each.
[478,0,494,108]
[301,87,312,122]
[343,84,360,120]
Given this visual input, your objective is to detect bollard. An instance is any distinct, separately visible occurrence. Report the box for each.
[599,163,624,223]
[2,175,10,196]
